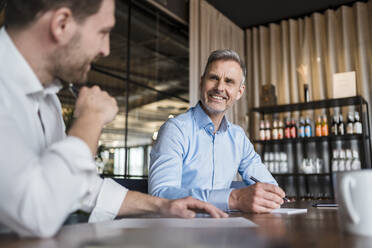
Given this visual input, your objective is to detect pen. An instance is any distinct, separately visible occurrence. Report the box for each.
[68,83,79,99]
[249,176,290,203]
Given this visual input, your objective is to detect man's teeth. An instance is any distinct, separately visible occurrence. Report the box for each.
[211,95,224,100]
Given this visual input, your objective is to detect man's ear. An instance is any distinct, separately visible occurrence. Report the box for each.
[49,7,77,45]
[236,84,245,100]
[199,76,204,90]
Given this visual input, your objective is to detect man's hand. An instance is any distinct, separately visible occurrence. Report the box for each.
[118,191,228,218]
[160,196,228,218]
[74,86,118,126]
[229,183,285,213]
[68,86,118,155]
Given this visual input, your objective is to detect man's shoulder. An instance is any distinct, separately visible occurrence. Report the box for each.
[228,122,246,135]
[165,108,195,128]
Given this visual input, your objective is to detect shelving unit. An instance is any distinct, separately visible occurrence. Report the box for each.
[253,134,368,144]
[250,96,371,199]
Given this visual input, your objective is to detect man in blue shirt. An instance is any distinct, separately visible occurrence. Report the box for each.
[149,49,286,213]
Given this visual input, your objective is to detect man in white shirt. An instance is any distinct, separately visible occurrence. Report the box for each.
[0,0,227,238]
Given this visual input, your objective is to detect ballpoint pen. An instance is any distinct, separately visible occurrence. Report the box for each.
[249,176,290,202]
[68,83,79,99]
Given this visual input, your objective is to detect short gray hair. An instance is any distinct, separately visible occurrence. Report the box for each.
[202,49,246,85]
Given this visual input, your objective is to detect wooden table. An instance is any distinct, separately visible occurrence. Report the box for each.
[1,201,371,248]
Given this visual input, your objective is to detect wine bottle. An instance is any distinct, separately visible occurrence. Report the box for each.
[338,114,345,135]
[346,111,354,135]
[353,111,362,134]
[315,115,322,137]
[331,114,338,136]
[259,120,266,140]
[321,115,329,136]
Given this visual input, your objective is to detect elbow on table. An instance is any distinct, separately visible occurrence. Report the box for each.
[16,203,67,238]
[28,224,60,239]
[17,219,61,238]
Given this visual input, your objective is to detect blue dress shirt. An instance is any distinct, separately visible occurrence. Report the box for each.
[149,102,277,211]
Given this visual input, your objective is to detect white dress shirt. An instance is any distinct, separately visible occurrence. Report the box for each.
[0,27,128,238]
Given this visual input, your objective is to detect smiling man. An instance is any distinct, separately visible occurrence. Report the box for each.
[0,0,227,238]
[149,49,286,213]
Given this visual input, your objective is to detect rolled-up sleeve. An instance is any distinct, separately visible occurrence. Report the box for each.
[149,120,233,211]
[0,111,127,237]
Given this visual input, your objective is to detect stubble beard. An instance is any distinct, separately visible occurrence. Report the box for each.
[200,94,227,117]
[50,32,95,84]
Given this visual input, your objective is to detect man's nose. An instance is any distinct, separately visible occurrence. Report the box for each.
[101,36,111,57]
[215,79,225,91]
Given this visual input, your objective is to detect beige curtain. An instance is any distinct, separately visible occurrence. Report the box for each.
[189,0,247,131]
[245,1,372,137]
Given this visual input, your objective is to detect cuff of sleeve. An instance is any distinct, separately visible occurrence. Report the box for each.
[88,178,128,223]
[208,188,234,211]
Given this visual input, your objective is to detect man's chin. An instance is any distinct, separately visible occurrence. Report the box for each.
[61,74,88,84]
[202,102,226,115]
[75,67,90,83]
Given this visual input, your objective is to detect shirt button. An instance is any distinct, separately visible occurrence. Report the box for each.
[209,126,213,130]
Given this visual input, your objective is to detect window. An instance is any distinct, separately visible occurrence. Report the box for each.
[60,0,189,178]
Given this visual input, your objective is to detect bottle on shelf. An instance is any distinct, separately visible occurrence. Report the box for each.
[284,118,291,139]
[304,84,310,102]
[263,152,269,162]
[353,111,363,134]
[346,111,354,135]
[338,149,346,171]
[279,152,288,173]
[338,114,345,135]
[278,119,284,139]
[265,120,271,140]
[298,117,305,138]
[321,115,329,136]
[301,158,314,174]
[272,118,279,140]
[331,149,339,172]
[315,115,322,137]
[345,149,353,171]
[274,152,280,173]
[290,118,297,138]
[259,120,266,140]
[305,117,312,137]
[331,114,339,136]
[268,152,275,172]
[351,150,361,170]
[315,158,323,173]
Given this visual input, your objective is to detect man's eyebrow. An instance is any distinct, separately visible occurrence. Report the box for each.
[225,76,235,82]
[207,72,219,76]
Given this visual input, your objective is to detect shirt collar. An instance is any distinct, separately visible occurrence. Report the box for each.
[193,101,230,133]
[0,27,62,97]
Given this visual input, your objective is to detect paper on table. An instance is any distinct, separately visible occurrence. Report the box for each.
[104,217,257,229]
[272,208,308,215]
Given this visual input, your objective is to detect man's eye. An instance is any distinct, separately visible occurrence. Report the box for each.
[210,76,219,80]
[101,31,110,37]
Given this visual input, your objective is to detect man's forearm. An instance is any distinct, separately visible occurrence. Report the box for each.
[152,186,232,211]
[117,191,167,216]
[68,113,104,156]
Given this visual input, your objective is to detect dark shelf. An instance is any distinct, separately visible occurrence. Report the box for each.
[253,134,368,144]
[251,96,367,114]
[251,96,372,199]
[272,173,331,177]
